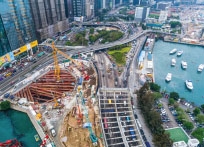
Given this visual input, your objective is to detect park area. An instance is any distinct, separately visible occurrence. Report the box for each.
[108,46,131,66]
[166,127,189,143]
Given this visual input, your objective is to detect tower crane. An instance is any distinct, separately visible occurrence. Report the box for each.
[47,42,82,81]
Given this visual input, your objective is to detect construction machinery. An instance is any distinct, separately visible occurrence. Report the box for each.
[78,91,98,146]
[48,42,82,81]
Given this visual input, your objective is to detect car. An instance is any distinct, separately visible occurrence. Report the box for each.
[4,93,10,98]
[24,62,28,66]
[134,114,138,119]
[5,72,12,77]
[140,129,144,135]
[142,135,147,141]
[51,129,56,137]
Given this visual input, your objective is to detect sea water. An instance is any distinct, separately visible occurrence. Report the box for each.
[0,109,41,147]
[153,40,204,106]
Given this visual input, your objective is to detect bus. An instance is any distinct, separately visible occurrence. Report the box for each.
[104,118,108,129]
[108,99,112,104]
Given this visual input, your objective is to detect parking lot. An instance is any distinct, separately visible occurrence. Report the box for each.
[98,88,144,147]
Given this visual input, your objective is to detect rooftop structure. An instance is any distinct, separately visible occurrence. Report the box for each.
[173,141,187,147]
[98,88,144,147]
[187,139,199,147]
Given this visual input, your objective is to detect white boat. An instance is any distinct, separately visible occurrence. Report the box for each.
[185,80,193,90]
[165,73,172,82]
[171,58,176,66]
[181,61,187,69]
[169,48,177,55]
[198,64,204,72]
[177,50,183,56]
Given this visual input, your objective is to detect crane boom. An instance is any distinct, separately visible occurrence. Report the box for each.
[48,42,82,81]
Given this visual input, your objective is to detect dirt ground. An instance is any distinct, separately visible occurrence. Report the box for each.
[59,64,103,147]
[60,107,103,147]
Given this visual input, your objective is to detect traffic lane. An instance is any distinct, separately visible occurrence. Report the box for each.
[0,55,52,93]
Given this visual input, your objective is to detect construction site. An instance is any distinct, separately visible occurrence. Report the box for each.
[10,43,103,147]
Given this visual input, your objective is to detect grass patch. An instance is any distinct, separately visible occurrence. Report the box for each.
[108,46,131,66]
[192,128,204,143]
[166,128,189,143]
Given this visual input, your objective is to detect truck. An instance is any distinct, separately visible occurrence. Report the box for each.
[46,121,56,137]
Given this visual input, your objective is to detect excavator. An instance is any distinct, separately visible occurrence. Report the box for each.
[78,91,98,146]
[46,42,98,145]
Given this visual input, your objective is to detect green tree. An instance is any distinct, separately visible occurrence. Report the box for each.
[192,128,204,143]
[169,21,182,28]
[153,92,162,100]
[0,100,10,110]
[90,28,94,34]
[196,114,204,124]
[170,92,179,100]
[183,121,194,130]
[193,107,200,116]
[153,133,173,147]
[169,98,175,105]
[200,104,204,112]
[149,83,161,92]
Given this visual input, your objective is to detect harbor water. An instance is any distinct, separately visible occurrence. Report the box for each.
[153,40,204,106]
[0,109,41,147]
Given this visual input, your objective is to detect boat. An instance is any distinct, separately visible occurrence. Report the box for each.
[198,64,204,72]
[177,50,183,56]
[169,48,177,55]
[171,58,176,66]
[181,61,187,69]
[185,80,193,90]
[34,134,40,142]
[165,73,172,82]
[0,139,22,147]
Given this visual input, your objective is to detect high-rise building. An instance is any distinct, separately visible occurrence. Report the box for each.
[72,0,85,17]
[0,0,36,51]
[157,1,172,10]
[135,6,150,22]
[133,0,140,5]
[0,0,37,61]
[85,0,95,20]
[29,0,69,41]
[94,0,102,17]
[64,0,74,19]
[0,15,11,57]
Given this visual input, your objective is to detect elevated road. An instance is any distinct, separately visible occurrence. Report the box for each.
[39,30,178,55]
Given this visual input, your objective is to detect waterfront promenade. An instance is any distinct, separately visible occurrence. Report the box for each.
[10,104,46,140]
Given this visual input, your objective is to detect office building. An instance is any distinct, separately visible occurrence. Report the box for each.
[157,1,172,10]
[64,0,74,19]
[0,15,11,57]
[0,0,37,64]
[85,0,95,20]
[133,0,140,5]
[135,6,150,22]
[73,0,85,17]
[94,0,102,17]
[158,10,168,23]
[29,0,69,41]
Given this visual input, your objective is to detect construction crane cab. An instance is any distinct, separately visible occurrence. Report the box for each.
[46,42,82,81]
